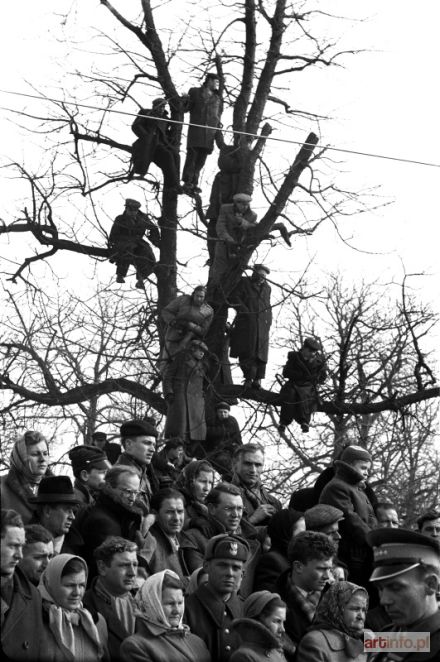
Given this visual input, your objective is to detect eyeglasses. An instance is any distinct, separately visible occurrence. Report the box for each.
[118,488,140,498]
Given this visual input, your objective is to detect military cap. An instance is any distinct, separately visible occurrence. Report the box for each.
[303,337,320,351]
[340,445,372,464]
[125,198,141,208]
[253,263,270,274]
[215,401,231,411]
[120,419,158,439]
[29,476,81,505]
[68,445,110,473]
[205,534,250,562]
[305,504,344,530]
[233,192,252,203]
[367,528,440,582]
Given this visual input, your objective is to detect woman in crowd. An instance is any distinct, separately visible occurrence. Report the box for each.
[254,509,305,592]
[120,569,210,661]
[0,430,50,524]
[176,459,215,527]
[231,590,296,662]
[295,581,371,662]
[38,554,108,662]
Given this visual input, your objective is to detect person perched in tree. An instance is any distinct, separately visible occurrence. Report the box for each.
[277,337,327,434]
[108,198,160,289]
[130,97,180,189]
[162,340,208,454]
[203,402,242,480]
[182,72,222,194]
[229,264,273,390]
[159,286,213,371]
[210,193,258,285]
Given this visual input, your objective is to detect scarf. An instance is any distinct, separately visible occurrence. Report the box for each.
[134,569,186,631]
[95,577,136,635]
[288,582,321,622]
[312,580,368,638]
[38,554,103,662]
[10,434,48,486]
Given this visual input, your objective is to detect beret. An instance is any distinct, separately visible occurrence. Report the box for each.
[233,193,252,203]
[205,534,249,562]
[340,445,372,464]
[367,528,440,582]
[305,504,344,530]
[120,420,158,439]
[243,591,282,618]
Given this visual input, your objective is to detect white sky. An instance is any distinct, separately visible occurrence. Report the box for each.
[0,1,439,449]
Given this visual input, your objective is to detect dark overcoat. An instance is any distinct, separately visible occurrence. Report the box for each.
[282,350,327,386]
[229,276,272,363]
[147,521,189,583]
[131,108,171,177]
[366,610,440,661]
[185,86,221,150]
[162,349,206,441]
[230,619,287,662]
[254,549,289,593]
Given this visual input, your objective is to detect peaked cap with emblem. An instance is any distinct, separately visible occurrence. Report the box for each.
[204,533,250,562]
[367,528,440,582]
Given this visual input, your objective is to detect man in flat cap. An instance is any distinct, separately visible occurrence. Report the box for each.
[210,193,258,285]
[108,198,160,289]
[204,401,242,480]
[320,445,377,590]
[115,420,159,515]
[69,445,111,505]
[366,529,440,661]
[185,533,248,662]
[305,504,344,550]
[229,264,273,389]
[278,336,327,434]
[90,431,122,465]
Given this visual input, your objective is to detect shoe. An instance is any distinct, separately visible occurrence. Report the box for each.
[277,424,286,434]
[242,379,252,391]
[252,380,261,389]
[301,423,309,433]
[135,279,144,289]
[116,276,125,284]
[193,186,202,194]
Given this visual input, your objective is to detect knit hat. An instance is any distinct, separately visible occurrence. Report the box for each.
[340,445,372,464]
[242,590,282,618]
[120,420,158,438]
[68,445,110,473]
[29,476,81,505]
[303,337,320,351]
[205,534,249,562]
[233,193,252,203]
[305,504,344,530]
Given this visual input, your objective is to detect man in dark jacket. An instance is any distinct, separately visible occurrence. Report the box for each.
[147,488,189,583]
[278,336,327,433]
[1,509,44,662]
[90,431,122,465]
[204,402,242,480]
[229,264,272,389]
[84,537,138,662]
[185,533,248,662]
[182,73,222,193]
[130,97,179,188]
[319,444,377,589]
[68,445,110,505]
[108,198,160,289]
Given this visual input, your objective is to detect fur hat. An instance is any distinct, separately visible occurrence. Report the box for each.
[120,420,158,439]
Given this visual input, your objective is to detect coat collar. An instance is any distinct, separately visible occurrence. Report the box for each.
[194,583,243,625]
[232,618,282,651]
[96,485,142,519]
[334,460,364,485]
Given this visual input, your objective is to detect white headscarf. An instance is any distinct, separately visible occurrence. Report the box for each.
[134,569,184,630]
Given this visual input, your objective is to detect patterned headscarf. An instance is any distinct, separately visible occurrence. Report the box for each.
[10,431,48,484]
[311,581,368,639]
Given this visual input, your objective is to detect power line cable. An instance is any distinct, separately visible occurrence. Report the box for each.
[1,88,440,169]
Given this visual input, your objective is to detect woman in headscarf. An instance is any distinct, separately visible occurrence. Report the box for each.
[295,581,371,662]
[231,590,296,662]
[0,430,50,524]
[176,460,215,527]
[254,509,305,592]
[38,554,108,662]
[120,569,211,662]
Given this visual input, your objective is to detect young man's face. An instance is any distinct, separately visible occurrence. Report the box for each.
[351,459,371,480]
[98,550,138,596]
[157,497,185,536]
[207,558,243,596]
[193,289,205,306]
[234,201,249,214]
[19,540,54,585]
[125,435,156,465]
[1,526,25,579]
[420,517,440,539]
[234,450,264,488]
[216,408,229,421]
[209,493,243,534]
[82,468,107,490]
[293,556,333,592]
[376,567,437,627]
[376,508,399,528]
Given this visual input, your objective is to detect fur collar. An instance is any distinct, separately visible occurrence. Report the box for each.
[333,460,365,485]
[232,618,282,651]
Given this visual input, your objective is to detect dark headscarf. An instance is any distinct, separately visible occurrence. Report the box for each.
[312,581,368,639]
[267,508,304,555]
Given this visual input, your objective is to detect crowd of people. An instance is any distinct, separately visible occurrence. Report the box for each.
[1,426,439,661]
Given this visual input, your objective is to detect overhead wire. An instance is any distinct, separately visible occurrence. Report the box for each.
[1,87,440,169]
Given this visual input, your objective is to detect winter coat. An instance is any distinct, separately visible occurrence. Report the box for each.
[114,451,154,515]
[319,460,377,565]
[230,618,287,662]
[108,210,159,251]
[231,475,282,526]
[366,610,440,661]
[120,615,211,662]
[180,515,261,598]
[229,276,272,363]
[131,108,174,177]
[73,479,94,506]
[146,522,189,583]
[282,350,327,387]
[1,567,44,662]
[254,550,289,593]
[205,415,242,450]
[216,204,257,245]
[185,583,243,662]
[185,85,221,150]
[275,570,315,646]
[162,349,207,441]
[161,294,213,359]
[38,605,108,662]
[0,467,48,525]
[295,628,368,662]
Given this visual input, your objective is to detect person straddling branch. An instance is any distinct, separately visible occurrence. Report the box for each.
[130,97,180,190]
[229,264,273,390]
[108,198,160,289]
[277,337,327,434]
[182,73,222,194]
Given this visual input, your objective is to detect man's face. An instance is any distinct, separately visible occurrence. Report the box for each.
[113,473,141,508]
[19,540,54,585]
[1,526,25,579]
[98,550,138,596]
[235,201,249,214]
[377,567,436,626]
[207,558,244,596]
[301,347,317,362]
[82,468,107,490]
[216,408,229,421]
[27,441,49,477]
[206,76,219,91]
[234,450,264,488]
[376,508,399,529]
[253,268,267,283]
[166,446,184,468]
[91,437,106,450]
[157,497,185,536]
[192,470,214,503]
[319,521,342,549]
[351,459,371,481]
[209,493,243,533]
[125,435,156,465]
[193,290,205,306]
[293,556,334,592]
[43,503,77,537]
[420,517,440,539]
[192,347,205,361]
